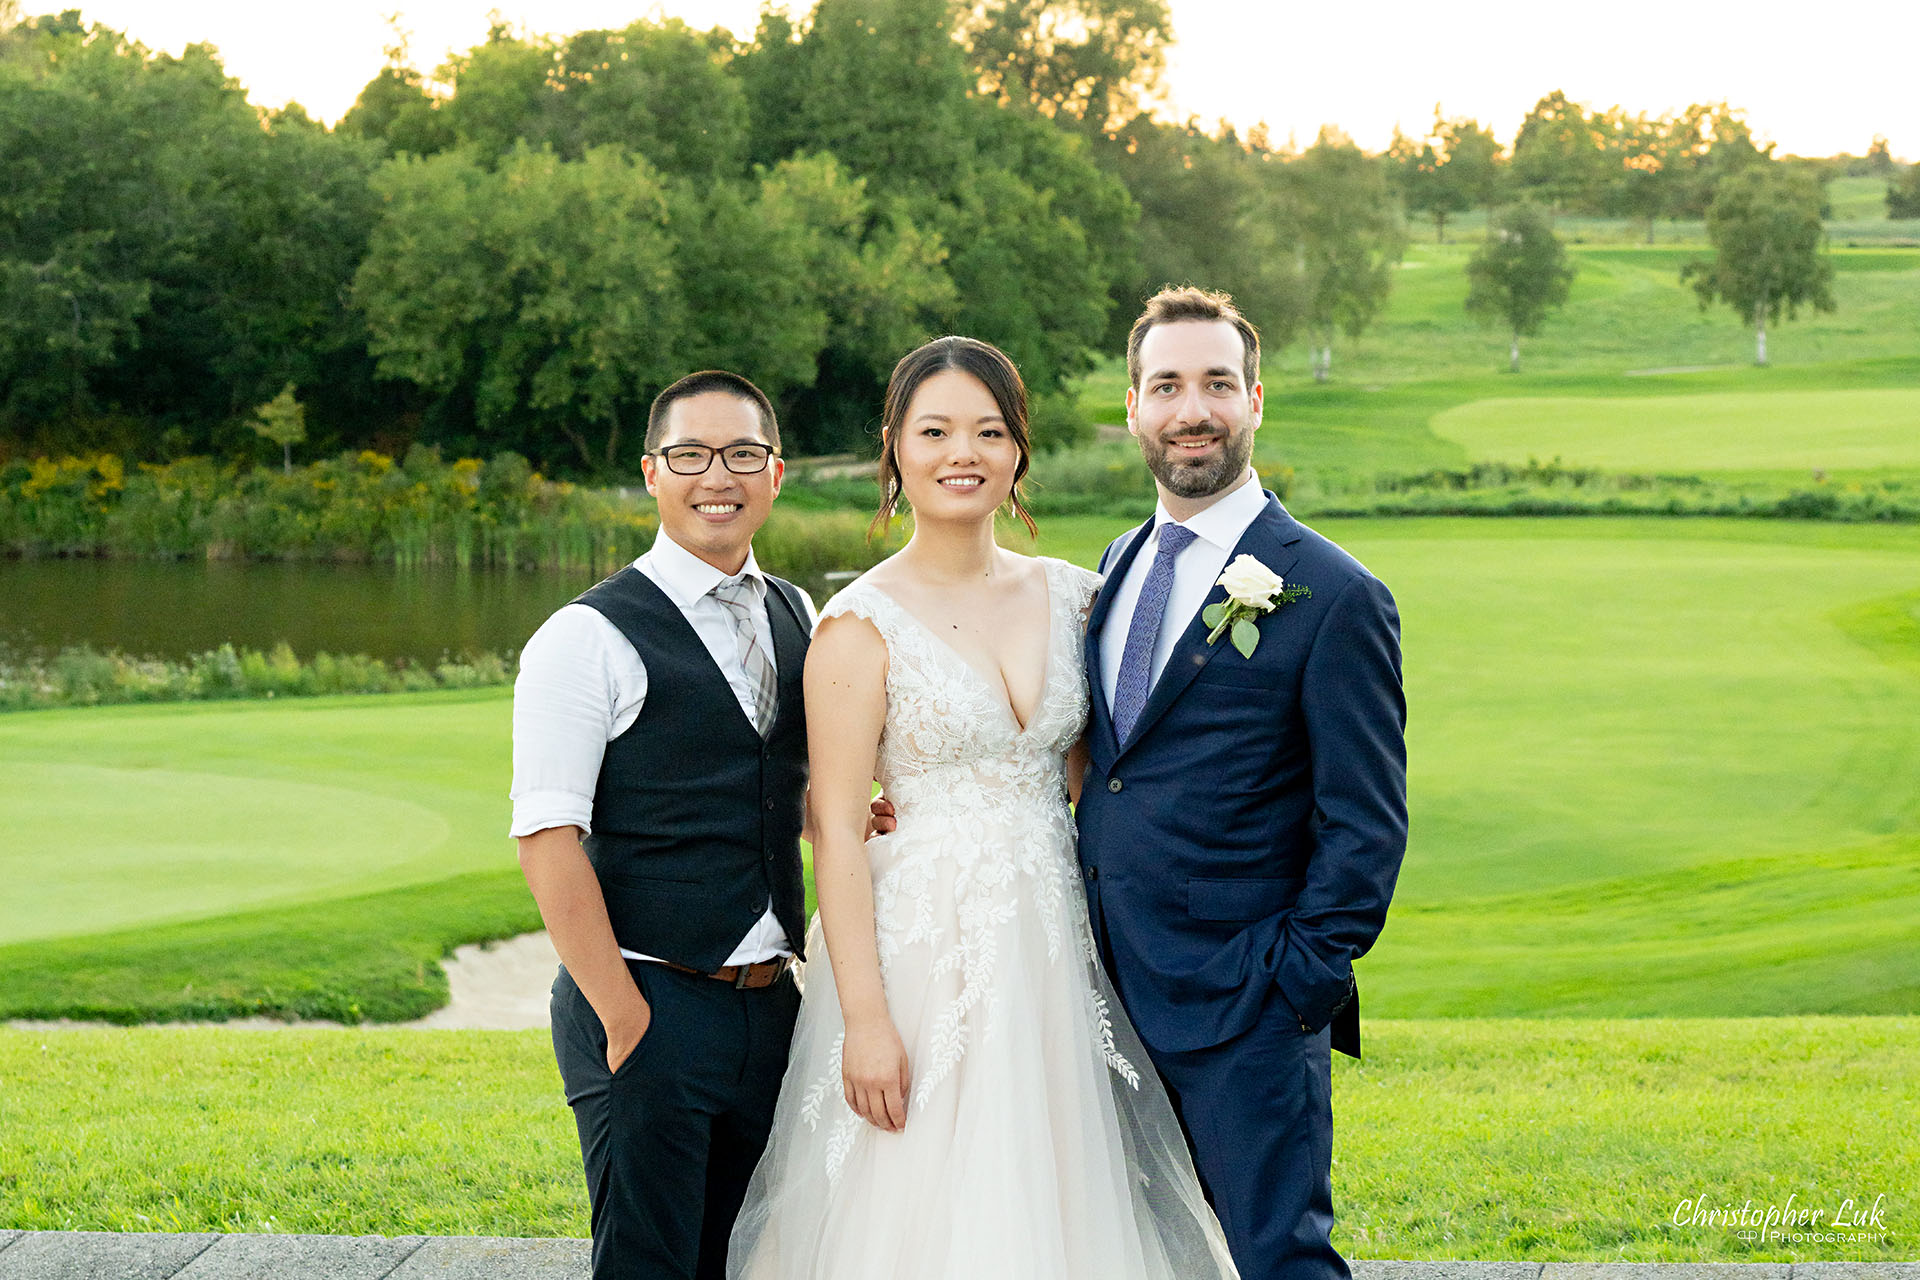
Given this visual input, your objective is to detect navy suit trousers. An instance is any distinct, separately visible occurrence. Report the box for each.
[1147,1009,1349,1280]
[550,960,798,1280]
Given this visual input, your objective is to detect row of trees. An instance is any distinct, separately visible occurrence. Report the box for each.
[0,3,1868,472]
[1463,163,1835,372]
[1388,95,1918,244]
[3,2,1419,467]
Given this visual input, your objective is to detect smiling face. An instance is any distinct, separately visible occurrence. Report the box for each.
[892,368,1021,528]
[639,390,783,574]
[1127,318,1263,509]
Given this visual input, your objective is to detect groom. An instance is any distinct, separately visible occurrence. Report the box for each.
[1077,287,1408,1280]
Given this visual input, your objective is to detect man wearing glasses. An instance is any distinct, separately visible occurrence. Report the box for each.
[512,370,815,1280]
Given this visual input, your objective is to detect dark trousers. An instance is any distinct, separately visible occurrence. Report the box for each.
[1148,1012,1350,1280]
[551,959,800,1280]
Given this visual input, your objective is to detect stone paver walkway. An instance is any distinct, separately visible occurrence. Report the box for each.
[0,1235,1913,1280]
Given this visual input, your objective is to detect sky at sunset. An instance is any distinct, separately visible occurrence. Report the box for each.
[50,0,1920,160]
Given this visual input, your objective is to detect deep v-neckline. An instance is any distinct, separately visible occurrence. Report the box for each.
[865,564,1057,736]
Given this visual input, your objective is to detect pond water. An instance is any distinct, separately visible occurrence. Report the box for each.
[3,558,735,662]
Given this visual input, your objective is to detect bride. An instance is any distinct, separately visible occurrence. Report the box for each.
[727,337,1236,1279]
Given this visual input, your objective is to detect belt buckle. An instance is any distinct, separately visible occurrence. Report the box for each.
[733,964,755,990]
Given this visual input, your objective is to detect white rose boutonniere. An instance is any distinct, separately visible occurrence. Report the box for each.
[1203,554,1311,658]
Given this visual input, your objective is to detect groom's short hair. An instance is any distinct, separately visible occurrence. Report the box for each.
[1127,287,1261,391]
[646,370,780,452]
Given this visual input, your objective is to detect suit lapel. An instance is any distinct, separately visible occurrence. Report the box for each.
[1116,494,1304,757]
[1085,518,1154,755]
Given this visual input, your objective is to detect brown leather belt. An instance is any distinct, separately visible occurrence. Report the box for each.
[655,956,792,990]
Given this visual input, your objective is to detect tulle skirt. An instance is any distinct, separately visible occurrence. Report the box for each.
[727,839,1237,1280]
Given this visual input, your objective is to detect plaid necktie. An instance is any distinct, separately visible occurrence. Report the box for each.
[1111,523,1198,743]
[711,575,777,735]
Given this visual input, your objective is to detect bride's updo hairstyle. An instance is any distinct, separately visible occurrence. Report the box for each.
[871,336,1038,541]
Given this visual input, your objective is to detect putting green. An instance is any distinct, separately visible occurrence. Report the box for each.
[0,689,514,947]
[0,763,450,944]
[1431,388,1920,472]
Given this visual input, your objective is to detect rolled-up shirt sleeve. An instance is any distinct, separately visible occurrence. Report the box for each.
[509,604,643,839]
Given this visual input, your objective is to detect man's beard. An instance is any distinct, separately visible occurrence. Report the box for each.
[1139,421,1256,499]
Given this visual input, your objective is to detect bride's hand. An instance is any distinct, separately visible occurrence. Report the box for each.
[842,1016,910,1132]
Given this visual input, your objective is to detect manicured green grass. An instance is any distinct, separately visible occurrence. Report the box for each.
[2,1018,1912,1260]
[0,688,537,1022]
[0,689,516,946]
[12,519,1920,1021]
[1431,388,1920,473]
[1031,516,1920,1018]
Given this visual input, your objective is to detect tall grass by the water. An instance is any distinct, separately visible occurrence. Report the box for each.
[0,449,644,571]
[0,642,512,712]
[0,448,892,581]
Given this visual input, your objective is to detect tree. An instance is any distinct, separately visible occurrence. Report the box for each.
[354,144,686,474]
[1682,166,1834,366]
[1888,165,1920,219]
[1099,116,1303,352]
[666,152,953,452]
[1389,111,1502,243]
[0,16,379,454]
[249,382,305,472]
[956,0,1171,132]
[1596,108,1670,243]
[542,20,749,178]
[1511,91,1605,213]
[1440,117,1503,214]
[1387,126,1456,243]
[337,65,453,157]
[1464,203,1576,372]
[1289,129,1404,382]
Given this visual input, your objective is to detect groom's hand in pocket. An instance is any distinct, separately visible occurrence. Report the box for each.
[843,1016,910,1131]
[604,997,652,1075]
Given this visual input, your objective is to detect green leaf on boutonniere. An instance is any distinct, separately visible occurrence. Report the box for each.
[1230,618,1260,658]
[1202,602,1229,629]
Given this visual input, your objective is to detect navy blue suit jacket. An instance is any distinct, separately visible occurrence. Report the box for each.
[1076,493,1407,1059]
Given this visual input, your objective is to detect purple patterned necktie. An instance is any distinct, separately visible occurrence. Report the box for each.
[1111,522,1198,743]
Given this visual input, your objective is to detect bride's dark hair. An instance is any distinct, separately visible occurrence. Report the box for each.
[871,336,1038,541]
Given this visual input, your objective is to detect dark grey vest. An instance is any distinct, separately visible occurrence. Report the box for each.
[572,566,809,969]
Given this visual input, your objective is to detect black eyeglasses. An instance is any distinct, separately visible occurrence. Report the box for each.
[653,443,778,475]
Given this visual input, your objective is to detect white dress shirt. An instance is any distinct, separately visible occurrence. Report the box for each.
[510,529,818,964]
[1099,470,1269,711]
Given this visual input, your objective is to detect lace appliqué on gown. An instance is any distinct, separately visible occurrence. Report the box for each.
[729,556,1237,1280]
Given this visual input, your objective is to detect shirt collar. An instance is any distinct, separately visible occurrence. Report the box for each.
[639,528,765,609]
[1152,469,1267,553]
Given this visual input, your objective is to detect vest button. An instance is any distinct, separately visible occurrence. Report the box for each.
[1107,778,1123,793]
[1084,865,1098,882]
[764,797,775,811]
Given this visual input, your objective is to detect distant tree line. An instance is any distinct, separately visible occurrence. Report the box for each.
[0,5,1885,472]
[1387,95,1828,245]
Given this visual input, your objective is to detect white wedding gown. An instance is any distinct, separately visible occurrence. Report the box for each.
[729,556,1237,1280]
